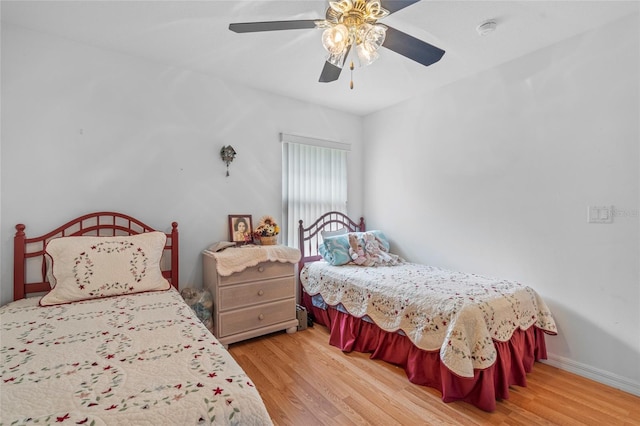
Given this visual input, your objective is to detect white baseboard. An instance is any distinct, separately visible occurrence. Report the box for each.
[543,353,640,397]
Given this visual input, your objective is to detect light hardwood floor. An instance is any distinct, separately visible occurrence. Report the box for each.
[229,325,640,426]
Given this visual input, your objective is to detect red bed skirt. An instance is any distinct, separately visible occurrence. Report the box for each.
[303,292,548,412]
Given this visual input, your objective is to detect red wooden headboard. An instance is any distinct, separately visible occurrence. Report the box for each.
[13,212,179,301]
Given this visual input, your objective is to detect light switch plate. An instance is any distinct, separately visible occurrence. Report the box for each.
[587,206,613,223]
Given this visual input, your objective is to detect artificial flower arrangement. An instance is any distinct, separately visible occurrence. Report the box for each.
[253,215,280,238]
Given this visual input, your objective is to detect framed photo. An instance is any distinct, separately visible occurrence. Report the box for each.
[228,215,253,244]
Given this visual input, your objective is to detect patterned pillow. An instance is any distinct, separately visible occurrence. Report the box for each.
[319,234,352,266]
[40,232,170,306]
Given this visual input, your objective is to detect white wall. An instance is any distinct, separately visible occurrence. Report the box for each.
[0,24,364,305]
[363,14,639,394]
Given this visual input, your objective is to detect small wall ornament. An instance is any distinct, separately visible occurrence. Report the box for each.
[220,145,237,177]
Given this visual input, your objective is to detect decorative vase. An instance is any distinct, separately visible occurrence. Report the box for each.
[260,235,278,246]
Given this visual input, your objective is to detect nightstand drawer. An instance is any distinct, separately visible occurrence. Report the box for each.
[219,261,292,286]
[219,278,294,311]
[219,299,295,337]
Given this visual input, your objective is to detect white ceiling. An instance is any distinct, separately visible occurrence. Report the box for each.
[2,1,638,116]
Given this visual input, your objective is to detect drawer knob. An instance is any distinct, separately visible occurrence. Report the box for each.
[258,314,265,321]
[258,266,265,272]
[258,289,264,296]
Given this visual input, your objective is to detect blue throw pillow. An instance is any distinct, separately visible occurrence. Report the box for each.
[319,234,352,265]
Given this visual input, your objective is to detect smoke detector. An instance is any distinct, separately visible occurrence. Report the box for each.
[476,20,497,36]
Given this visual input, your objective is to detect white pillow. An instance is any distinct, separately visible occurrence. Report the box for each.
[41,232,170,306]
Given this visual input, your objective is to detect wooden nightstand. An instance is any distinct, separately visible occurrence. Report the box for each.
[202,246,300,347]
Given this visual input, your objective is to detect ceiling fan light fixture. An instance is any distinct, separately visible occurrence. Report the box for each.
[353,23,385,67]
[327,49,348,68]
[320,0,389,74]
[359,23,386,52]
[322,24,350,54]
[356,43,379,67]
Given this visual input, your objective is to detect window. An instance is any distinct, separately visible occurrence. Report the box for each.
[281,134,349,247]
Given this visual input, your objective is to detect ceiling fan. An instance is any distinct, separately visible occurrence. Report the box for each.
[229,0,445,86]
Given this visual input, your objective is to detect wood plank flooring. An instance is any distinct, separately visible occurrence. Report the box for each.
[228,325,640,426]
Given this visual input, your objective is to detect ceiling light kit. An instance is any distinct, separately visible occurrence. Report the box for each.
[317,0,389,71]
[229,0,445,89]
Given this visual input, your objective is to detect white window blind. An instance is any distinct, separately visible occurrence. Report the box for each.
[281,134,349,248]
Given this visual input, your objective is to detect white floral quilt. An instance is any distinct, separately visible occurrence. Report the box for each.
[0,288,273,426]
[301,262,557,378]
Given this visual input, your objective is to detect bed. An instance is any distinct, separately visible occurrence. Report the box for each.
[298,211,557,412]
[2,212,273,425]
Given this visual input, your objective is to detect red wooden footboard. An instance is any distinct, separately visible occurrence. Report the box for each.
[13,212,179,300]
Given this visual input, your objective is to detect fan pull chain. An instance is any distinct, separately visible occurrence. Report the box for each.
[349,61,354,90]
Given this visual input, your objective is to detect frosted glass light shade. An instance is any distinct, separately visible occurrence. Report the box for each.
[356,43,379,67]
[360,24,386,53]
[322,24,350,54]
[327,50,348,67]
[355,24,385,67]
